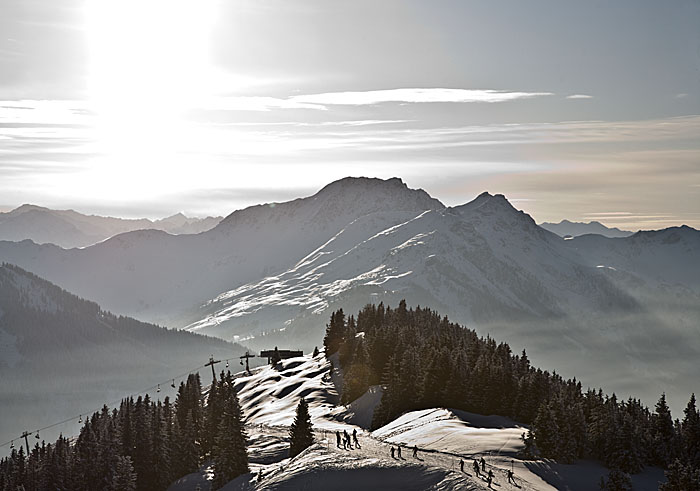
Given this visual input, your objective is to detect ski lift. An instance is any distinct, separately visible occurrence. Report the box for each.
[171,379,176,389]
[78,415,82,424]
[226,360,229,368]
[157,384,161,393]
[10,441,13,449]
[35,432,40,439]
[240,359,244,366]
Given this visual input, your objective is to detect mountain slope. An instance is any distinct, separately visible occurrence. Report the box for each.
[0,204,222,248]
[0,263,248,448]
[0,178,443,325]
[539,219,634,238]
[0,178,697,414]
[185,192,700,416]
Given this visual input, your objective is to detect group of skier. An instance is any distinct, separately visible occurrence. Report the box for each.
[334,427,517,487]
[389,444,420,459]
[457,456,517,488]
[335,428,361,450]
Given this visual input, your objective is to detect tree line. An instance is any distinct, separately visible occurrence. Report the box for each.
[0,371,248,491]
[324,301,700,489]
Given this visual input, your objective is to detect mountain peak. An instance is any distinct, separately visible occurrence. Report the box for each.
[10,204,48,215]
[216,177,445,231]
[454,191,520,215]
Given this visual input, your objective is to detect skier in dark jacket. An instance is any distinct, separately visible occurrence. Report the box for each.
[390,446,395,458]
[412,445,418,458]
[352,428,361,448]
[480,457,486,472]
[396,446,402,459]
[336,431,341,448]
[487,469,494,487]
[473,459,480,477]
[507,469,516,484]
[344,430,352,449]
[460,459,464,472]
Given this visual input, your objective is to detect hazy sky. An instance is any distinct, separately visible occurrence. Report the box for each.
[1,0,699,229]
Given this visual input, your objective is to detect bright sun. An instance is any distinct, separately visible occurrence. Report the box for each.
[83,0,217,198]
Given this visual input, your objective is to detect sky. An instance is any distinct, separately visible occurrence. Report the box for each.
[0,0,699,229]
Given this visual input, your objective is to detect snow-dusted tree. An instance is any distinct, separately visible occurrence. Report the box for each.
[289,398,314,458]
[212,390,249,489]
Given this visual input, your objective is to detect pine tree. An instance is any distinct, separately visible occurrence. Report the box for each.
[532,401,560,459]
[212,390,249,489]
[599,468,633,490]
[682,394,700,467]
[651,393,677,467]
[289,398,314,458]
[341,338,371,405]
[323,309,345,357]
[108,456,137,491]
[659,459,700,490]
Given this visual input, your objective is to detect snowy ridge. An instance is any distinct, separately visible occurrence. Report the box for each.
[172,352,663,490]
[185,194,637,342]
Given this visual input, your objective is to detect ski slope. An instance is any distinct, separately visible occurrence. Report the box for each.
[169,352,665,490]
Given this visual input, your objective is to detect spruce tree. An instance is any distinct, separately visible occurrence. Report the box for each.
[108,456,137,491]
[212,390,249,489]
[682,394,700,467]
[323,309,345,357]
[659,459,700,490]
[289,398,314,458]
[652,393,677,467]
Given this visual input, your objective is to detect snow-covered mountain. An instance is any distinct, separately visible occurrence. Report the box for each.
[183,190,700,415]
[0,204,221,248]
[0,177,442,325]
[0,177,697,414]
[539,219,634,238]
[0,263,248,449]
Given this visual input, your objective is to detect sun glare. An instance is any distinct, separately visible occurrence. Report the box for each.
[84,0,218,198]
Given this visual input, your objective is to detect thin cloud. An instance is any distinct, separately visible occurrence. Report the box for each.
[289,88,553,106]
[197,96,326,112]
[566,94,593,99]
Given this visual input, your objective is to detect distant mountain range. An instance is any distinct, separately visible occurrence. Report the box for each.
[0,204,222,248]
[0,263,246,447]
[539,219,634,238]
[0,177,697,415]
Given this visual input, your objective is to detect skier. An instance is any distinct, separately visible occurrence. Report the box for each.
[487,469,494,488]
[459,459,464,472]
[390,446,395,459]
[396,446,402,459]
[336,431,341,448]
[473,459,480,478]
[480,457,486,472]
[412,445,418,458]
[352,428,361,449]
[344,430,352,449]
[507,469,516,485]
